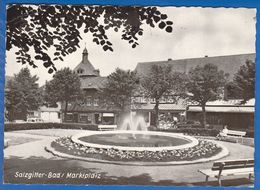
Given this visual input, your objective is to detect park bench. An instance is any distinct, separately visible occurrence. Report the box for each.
[98,124,117,131]
[198,159,254,186]
[226,130,246,137]
[219,130,246,143]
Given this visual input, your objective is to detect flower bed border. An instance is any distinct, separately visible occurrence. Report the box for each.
[45,139,229,166]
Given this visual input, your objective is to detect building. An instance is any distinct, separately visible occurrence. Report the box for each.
[134,53,255,127]
[60,50,255,129]
[39,103,61,123]
[135,53,255,80]
[61,48,119,124]
[186,99,255,130]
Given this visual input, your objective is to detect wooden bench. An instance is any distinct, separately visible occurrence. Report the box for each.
[198,159,254,186]
[98,125,117,131]
[226,130,246,137]
[218,130,246,143]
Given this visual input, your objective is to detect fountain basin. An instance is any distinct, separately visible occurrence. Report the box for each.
[71,131,199,152]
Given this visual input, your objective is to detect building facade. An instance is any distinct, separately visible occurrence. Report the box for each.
[60,50,255,130]
[61,48,120,125]
[186,99,255,130]
[134,53,256,128]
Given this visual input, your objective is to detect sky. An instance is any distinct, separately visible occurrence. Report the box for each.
[5,6,256,86]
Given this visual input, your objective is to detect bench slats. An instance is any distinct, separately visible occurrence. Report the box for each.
[212,159,254,168]
[226,130,246,136]
[199,167,253,177]
[212,164,254,171]
[212,160,254,171]
[228,130,246,134]
[98,125,117,131]
[219,168,253,176]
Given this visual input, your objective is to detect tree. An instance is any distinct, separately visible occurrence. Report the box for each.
[186,63,228,128]
[102,68,139,114]
[5,68,42,121]
[229,60,255,103]
[45,67,81,121]
[7,5,173,73]
[141,65,184,127]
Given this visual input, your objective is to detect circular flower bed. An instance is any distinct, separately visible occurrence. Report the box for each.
[50,136,222,162]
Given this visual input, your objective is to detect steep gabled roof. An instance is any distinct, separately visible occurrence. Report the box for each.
[74,48,100,77]
[135,53,255,80]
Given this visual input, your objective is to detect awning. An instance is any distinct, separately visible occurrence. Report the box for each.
[103,113,114,117]
[132,103,186,111]
[188,106,254,113]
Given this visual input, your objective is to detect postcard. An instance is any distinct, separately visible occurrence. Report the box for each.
[1,1,258,189]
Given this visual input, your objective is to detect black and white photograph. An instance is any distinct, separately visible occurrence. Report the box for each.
[4,4,256,187]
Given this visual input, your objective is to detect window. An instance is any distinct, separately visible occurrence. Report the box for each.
[79,113,92,123]
[77,68,84,74]
[65,113,73,122]
[86,96,92,106]
[93,98,99,106]
[102,113,115,125]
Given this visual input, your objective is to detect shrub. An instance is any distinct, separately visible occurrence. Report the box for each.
[4,123,98,132]
[154,127,219,136]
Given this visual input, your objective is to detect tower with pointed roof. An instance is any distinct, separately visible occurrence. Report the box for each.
[74,47,100,77]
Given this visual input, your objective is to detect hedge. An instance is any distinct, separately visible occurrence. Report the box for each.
[154,127,220,136]
[4,123,254,138]
[4,123,98,132]
[151,127,254,138]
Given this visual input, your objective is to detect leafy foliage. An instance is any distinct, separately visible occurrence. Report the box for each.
[102,68,139,112]
[5,68,42,121]
[141,65,184,126]
[230,60,255,103]
[7,5,173,73]
[187,63,227,104]
[186,63,228,127]
[45,67,81,120]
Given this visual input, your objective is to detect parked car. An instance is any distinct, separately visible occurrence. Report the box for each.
[27,117,44,123]
[176,120,202,128]
[13,120,26,123]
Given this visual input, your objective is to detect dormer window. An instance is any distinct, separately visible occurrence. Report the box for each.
[77,68,84,74]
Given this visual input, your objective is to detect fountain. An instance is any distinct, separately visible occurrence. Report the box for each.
[47,111,229,164]
[71,112,199,151]
[120,112,148,131]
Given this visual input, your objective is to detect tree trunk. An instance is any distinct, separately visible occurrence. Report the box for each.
[64,101,68,122]
[154,98,160,128]
[201,104,207,128]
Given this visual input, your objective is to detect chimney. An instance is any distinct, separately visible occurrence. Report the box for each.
[168,58,172,61]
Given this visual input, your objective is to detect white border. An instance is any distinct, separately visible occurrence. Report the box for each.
[71,130,199,151]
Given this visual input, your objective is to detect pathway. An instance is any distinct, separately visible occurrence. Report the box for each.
[4,129,254,185]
